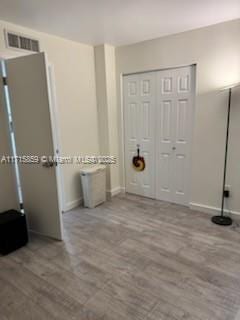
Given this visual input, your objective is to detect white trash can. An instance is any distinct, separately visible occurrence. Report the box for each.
[80,165,106,208]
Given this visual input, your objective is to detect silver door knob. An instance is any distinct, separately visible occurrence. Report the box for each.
[42,160,56,168]
[172,146,176,150]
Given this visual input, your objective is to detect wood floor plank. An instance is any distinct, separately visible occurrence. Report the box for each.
[85,279,151,320]
[0,258,85,320]
[1,193,240,320]
[8,247,104,305]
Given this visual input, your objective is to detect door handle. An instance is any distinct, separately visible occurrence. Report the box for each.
[172,146,176,150]
[42,160,56,168]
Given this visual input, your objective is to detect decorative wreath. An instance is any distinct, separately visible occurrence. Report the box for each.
[132,146,145,172]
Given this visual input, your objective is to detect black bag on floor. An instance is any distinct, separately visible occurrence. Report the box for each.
[0,210,28,255]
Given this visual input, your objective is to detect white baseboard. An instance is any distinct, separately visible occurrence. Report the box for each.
[64,187,124,211]
[29,229,62,241]
[64,198,82,212]
[120,187,126,193]
[106,186,124,197]
[190,202,240,216]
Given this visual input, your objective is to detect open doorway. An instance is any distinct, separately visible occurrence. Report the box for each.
[1,59,23,210]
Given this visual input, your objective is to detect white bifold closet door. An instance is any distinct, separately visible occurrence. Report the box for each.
[156,67,194,205]
[124,66,194,205]
[123,72,156,198]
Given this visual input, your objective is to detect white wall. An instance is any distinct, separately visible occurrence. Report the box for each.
[94,45,111,189]
[116,19,240,213]
[94,44,120,195]
[0,20,100,211]
[104,45,120,194]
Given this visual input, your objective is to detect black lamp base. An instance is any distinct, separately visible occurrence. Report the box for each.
[211,215,232,226]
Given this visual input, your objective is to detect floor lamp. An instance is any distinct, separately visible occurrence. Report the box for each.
[211,83,239,226]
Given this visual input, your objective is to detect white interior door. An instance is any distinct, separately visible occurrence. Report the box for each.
[124,72,156,198]
[156,66,194,205]
[123,66,194,206]
[5,53,63,240]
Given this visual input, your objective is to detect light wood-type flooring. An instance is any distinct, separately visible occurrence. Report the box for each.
[1,193,240,320]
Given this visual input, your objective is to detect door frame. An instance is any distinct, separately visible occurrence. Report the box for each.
[45,61,66,213]
[39,54,64,237]
[121,64,197,206]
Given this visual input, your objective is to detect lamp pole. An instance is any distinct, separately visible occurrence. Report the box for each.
[211,87,233,226]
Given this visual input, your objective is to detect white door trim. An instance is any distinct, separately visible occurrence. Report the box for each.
[45,62,66,214]
[119,74,126,192]
[123,64,197,77]
[187,65,197,206]
[39,53,64,238]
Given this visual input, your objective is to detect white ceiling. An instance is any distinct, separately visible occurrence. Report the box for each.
[0,0,239,46]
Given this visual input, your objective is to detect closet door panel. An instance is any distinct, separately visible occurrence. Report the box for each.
[138,73,156,198]
[124,72,156,198]
[156,70,176,202]
[156,66,194,205]
[124,74,141,195]
[173,67,193,205]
